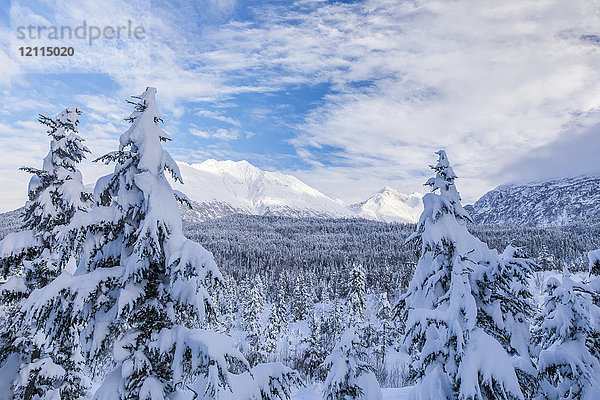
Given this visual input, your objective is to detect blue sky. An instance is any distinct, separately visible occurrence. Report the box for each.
[1,0,600,211]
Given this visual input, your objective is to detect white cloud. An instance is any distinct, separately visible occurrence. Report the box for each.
[3,0,247,111]
[195,109,241,126]
[75,94,125,123]
[189,126,240,141]
[501,111,600,183]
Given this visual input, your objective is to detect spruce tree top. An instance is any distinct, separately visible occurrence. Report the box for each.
[94,87,185,237]
[424,150,471,224]
[22,106,91,244]
[121,87,176,175]
[90,87,221,321]
[40,106,88,173]
[541,273,594,343]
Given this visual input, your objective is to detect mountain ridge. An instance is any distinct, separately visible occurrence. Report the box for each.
[466,175,600,227]
[172,160,354,220]
[349,186,423,223]
[2,162,599,227]
[172,160,422,223]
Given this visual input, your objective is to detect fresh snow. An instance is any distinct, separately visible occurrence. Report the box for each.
[290,386,412,400]
[457,328,523,399]
[173,160,352,220]
[350,187,423,223]
[0,354,20,400]
[466,175,600,226]
[0,230,38,258]
[171,160,423,223]
[0,275,26,294]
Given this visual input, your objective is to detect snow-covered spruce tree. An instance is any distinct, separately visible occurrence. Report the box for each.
[360,313,377,360]
[212,273,233,332]
[0,106,91,293]
[321,290,335,351]
[264,308,279,361]
[322,327,382,400]
[589,249,600,306]
[587,251,600,367]
[327,297,346,348]
[537,245,556,271]
[244,275,266,366]
[21,108,92,286]
[240,277,251,317]
[265,285,288,360]
[292,275,311,322]
[535,271,600,400]
[399,150,523,400]
[274,285,289,336]
[220,274,238,332]
[471,245,538,397]
[374,293,395,376]
[589,249,600,279]
[0,106,92,400]
[321,287,331,310]
[347,264,366,326]
[302,310,325,380]
[24,88,299,399]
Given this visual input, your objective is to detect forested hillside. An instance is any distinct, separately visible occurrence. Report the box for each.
[3,209,598,303]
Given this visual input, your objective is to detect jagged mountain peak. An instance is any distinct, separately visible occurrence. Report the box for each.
[172,160,352,221]
[351,187,423,223]
[188,159,325,198]
[170,160,425,223]
[377,186,397,195]
[467,175,600,226]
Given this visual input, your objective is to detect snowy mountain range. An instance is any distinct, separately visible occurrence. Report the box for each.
[349,187,423,223]
[4,159,596,227]
[465,175,600,226]
[172,160,423,223]
[174,160,600,227]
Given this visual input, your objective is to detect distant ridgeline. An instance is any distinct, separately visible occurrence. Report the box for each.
[0,207,22,240]
[465,175,600,226]
[2,209,599,303]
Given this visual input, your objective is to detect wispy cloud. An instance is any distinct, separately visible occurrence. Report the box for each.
[189,125,240,141]
[196,109,241,127]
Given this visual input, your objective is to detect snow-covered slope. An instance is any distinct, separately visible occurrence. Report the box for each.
[172,160,426,223]
[466,175,600,226]
[172,160,352,221]
[350,187,423,223]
